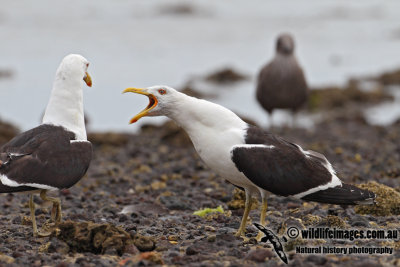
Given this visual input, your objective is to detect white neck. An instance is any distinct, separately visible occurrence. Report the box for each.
[167,93,247,138]
[42,72,87,140]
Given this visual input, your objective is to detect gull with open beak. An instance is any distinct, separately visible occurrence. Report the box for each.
[123,87,158,123]
[123,85,375,241]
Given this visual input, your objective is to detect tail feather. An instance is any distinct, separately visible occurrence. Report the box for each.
[301,183,375,205]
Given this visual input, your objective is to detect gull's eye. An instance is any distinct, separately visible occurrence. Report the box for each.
[158,89,166,95]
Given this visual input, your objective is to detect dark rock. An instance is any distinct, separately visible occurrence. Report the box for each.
[186,245,199,255]
[159,196,191,210]
[308,81,391,111]
[205,67,248,84]
[375,68,400,85]
[0,69,13,79]
[355,260,381,267]
[180,85,217,99]
[118,214,128,222]
[124,244,140,255]
[133,235,155,252]
[11,216,21,225]
[350,218,370,228]
[88,132,130,146]
[306,255,327,265]
[140,120,192,147]
[11,251,23,258]
[227,248,244,258]
[0,119,19,146]
[47,237,70,254]
[287,202,301,209]
[244,248,273,262]
[207,234,216,242]
[159,3,197,16]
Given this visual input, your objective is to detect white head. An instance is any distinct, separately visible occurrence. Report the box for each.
[42,54,92,140]
[123,84,246,131]
[123,85,184,123]
[54,54,92,86]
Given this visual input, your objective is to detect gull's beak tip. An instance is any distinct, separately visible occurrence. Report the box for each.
[84,72,92,87]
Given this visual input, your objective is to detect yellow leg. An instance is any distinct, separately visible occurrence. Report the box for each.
[40,190,62,222]
[29,194,38,237]
[256,198,268,241]
[235,190,252,238]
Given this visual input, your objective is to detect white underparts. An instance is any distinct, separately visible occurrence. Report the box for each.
[0,174,58,191]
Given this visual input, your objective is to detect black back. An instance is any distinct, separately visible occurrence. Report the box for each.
[0,124,92,192]
[231,126,333,196]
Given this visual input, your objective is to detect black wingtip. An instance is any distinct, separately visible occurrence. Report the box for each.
[301,183,376,205]
[355,196,376,205]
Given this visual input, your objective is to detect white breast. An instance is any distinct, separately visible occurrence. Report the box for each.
[188,126,259,190]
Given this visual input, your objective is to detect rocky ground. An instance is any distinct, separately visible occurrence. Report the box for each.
[0,70,400,266]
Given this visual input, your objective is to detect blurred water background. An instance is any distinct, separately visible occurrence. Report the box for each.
[0,0,399,132]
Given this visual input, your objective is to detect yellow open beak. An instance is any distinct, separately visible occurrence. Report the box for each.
[83,72,92,87]
[123,87,158,124]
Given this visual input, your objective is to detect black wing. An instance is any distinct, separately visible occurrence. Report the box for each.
[0,124,92,192]
[231,126,335,197]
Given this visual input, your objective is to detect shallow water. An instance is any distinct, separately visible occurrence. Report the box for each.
[0,0,399,132]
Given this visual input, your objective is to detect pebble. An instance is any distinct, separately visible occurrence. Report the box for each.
[186,245,199,255]
[159,196,191,210]
[0,254,15,264]
[307,255,327,265]
[244,248,273,262]
[134,235,155,252]
[47,238,70,254]
[207,235,216,242]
